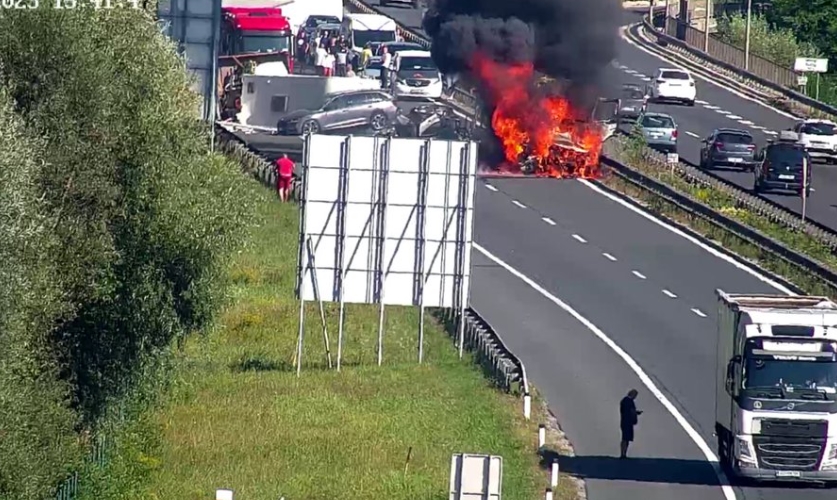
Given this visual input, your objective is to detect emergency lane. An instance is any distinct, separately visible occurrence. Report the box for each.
[469,249,726,500]
[370,1,837,230]
[472,178,836,500]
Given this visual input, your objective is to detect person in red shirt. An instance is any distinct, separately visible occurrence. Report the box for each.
[275,154,295,202]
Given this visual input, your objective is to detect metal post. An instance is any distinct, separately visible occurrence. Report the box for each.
[744,0,752,71]
[664,0,670,31]
[455,143,472,359]
[648,0,653,27]
[376,137,392,366]
[336,138,352,371]
[816,73,821,100]
[295,136,313,377]
[802,156,808,221]
[306,237,333,369]
[416,140,431,363]
[703,0,711,52]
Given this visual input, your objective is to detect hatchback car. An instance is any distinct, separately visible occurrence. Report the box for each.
[753,131,812,197]
[635,112,678,153]
[699,128,757,171]
[617,83,649,122]
[275,90,399,135]
[650,68,696,106]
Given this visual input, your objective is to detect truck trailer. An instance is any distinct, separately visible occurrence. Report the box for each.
[715,290,837,484]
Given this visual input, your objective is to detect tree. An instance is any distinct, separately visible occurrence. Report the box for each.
[715,12,820,67]
[768,0,837,62]
[0,7,254,497]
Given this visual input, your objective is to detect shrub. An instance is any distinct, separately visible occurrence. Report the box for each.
[715,12,821,67]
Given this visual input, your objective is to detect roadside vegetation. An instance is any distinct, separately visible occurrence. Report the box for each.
[84,182,575,500]
[714,1,837,105]
[0,7,253,499]
[606,132,837,297]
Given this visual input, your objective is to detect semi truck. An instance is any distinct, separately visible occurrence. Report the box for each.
[221,5,295,72]
[715,290,837,484]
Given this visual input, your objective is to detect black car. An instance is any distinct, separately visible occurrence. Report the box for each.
[753,134,812,196]
[699,128,757,171]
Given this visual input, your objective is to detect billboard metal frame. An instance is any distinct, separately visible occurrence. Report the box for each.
[295,133,477,374]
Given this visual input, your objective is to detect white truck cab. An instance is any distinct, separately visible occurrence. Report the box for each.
[792,119,837,163]
[715,290,837,484]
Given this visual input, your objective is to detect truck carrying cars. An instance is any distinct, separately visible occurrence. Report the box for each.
[715,290,837,484]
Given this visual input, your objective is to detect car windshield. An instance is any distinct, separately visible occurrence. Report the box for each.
[622,88,645,99]
[641,115,674,128]
[379,43,422,55]
[800,122,837,136]
[717,133,753,144]
[307,16,340,27]
[352,30,396,47]
[661,70,689,80]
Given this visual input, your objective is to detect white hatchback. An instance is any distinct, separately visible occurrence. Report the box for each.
[651,68,696,106]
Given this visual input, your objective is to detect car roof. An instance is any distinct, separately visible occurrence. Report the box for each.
[714,128,752,135]
[801,119,836,125]
[326,89,389,98]
[395,50,432,58]
[643,112,674,118]
[381,41,422,47]
[658,68,691,76]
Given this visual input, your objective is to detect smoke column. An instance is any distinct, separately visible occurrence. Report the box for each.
[422,0,622,101]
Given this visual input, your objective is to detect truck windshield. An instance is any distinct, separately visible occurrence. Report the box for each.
[353,30,396,47]
[241,33,290,53]
[800,123,836,136]
[743,352,837,394]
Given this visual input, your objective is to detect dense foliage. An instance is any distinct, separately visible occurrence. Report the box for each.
[715,12,821,68]
[0,7,253,499]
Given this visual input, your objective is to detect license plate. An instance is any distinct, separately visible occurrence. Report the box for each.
[728,157,743,163]
[409,89,423,94]
[775,471,801,478]
[779,174,795,180]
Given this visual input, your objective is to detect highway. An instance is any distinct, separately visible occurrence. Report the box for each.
[368,1,837,230]
[352,2,837,500]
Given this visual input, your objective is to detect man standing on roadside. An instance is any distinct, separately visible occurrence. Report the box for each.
[619,389,642,458]
[275,154,295,203]
[380,46,392,89]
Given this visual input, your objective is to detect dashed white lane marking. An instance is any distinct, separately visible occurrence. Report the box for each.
[691,308,708,318]
[695,99,708,105]
[602,252,617,261]
[750,124,765,130]
[764,130,778,135]
[542,217,556,226]
[739,119,754,125]
[512,200,526,208]
[727,114,742,120]
[703,104,719,110]
[572,234,587,243]
[485,184,498,191]
[663,289,678,298]
[639,76,652,81]
[473,242,737,500]
[715,109,730,115]
[625,68,638,74]
[685,131,699,138]
[632,270,647,279]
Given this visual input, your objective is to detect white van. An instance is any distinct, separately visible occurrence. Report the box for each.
[341,13,399,53]
[389,50,443,99]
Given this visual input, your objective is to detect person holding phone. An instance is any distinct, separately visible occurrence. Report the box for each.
[619,389,642,458]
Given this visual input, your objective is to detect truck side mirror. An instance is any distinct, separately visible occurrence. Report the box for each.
[725,355,741,394]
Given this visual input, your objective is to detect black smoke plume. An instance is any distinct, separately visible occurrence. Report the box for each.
[422,0,622,106]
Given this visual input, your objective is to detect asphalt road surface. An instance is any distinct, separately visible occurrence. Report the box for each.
[368,2,837,230]
[356,2,837,500]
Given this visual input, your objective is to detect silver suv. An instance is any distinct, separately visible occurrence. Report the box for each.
[276,90,399,135]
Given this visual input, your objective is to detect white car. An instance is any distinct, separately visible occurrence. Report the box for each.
[389,50,444,100]
[650,68,696,106]
[792,119,837,163]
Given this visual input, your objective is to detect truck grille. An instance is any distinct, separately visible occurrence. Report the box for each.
[753,437,825,470]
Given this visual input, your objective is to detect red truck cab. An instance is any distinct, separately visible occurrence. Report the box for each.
[221,7,294,73]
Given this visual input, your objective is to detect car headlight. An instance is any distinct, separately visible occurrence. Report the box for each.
[828,444,837,461]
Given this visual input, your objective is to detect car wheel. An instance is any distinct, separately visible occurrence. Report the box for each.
[686,99,695,106]
[370,111,389,131]
[301,119,320,134]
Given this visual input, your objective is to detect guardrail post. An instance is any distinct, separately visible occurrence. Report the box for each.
[550,459,559,487]
[523,392,532,420]
[538,424,546,449]
[545,488,554,500]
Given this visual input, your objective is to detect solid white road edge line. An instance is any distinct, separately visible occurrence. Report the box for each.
[619,25,798,120]
[576,179,797,296]
[472,242,738,500]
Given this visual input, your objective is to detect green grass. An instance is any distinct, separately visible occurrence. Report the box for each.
[141,183,573,500]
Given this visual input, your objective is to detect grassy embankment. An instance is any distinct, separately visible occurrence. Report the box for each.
[140,182,576,500]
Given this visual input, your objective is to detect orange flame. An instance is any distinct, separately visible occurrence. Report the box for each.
[470,54,603,178]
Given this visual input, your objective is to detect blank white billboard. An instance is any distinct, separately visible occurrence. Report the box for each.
[297,134,477,308]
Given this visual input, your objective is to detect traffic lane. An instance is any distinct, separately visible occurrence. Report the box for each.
[479,177,786,319]
[365,0,425,31]
[474,185,724,437]
[469,251,726,500]
[616,24,796,136]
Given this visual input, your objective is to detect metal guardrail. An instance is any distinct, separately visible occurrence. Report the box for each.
[644,14,837,117]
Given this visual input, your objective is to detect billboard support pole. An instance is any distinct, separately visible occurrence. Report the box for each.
[305,236,333,369]
[335,138,352,372]
[455,143,472,359]
[376,138,392,366]
[416,141,431,363]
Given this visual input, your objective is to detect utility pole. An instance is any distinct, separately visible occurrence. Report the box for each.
[744,0,753,71]
[703,0,711,52]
